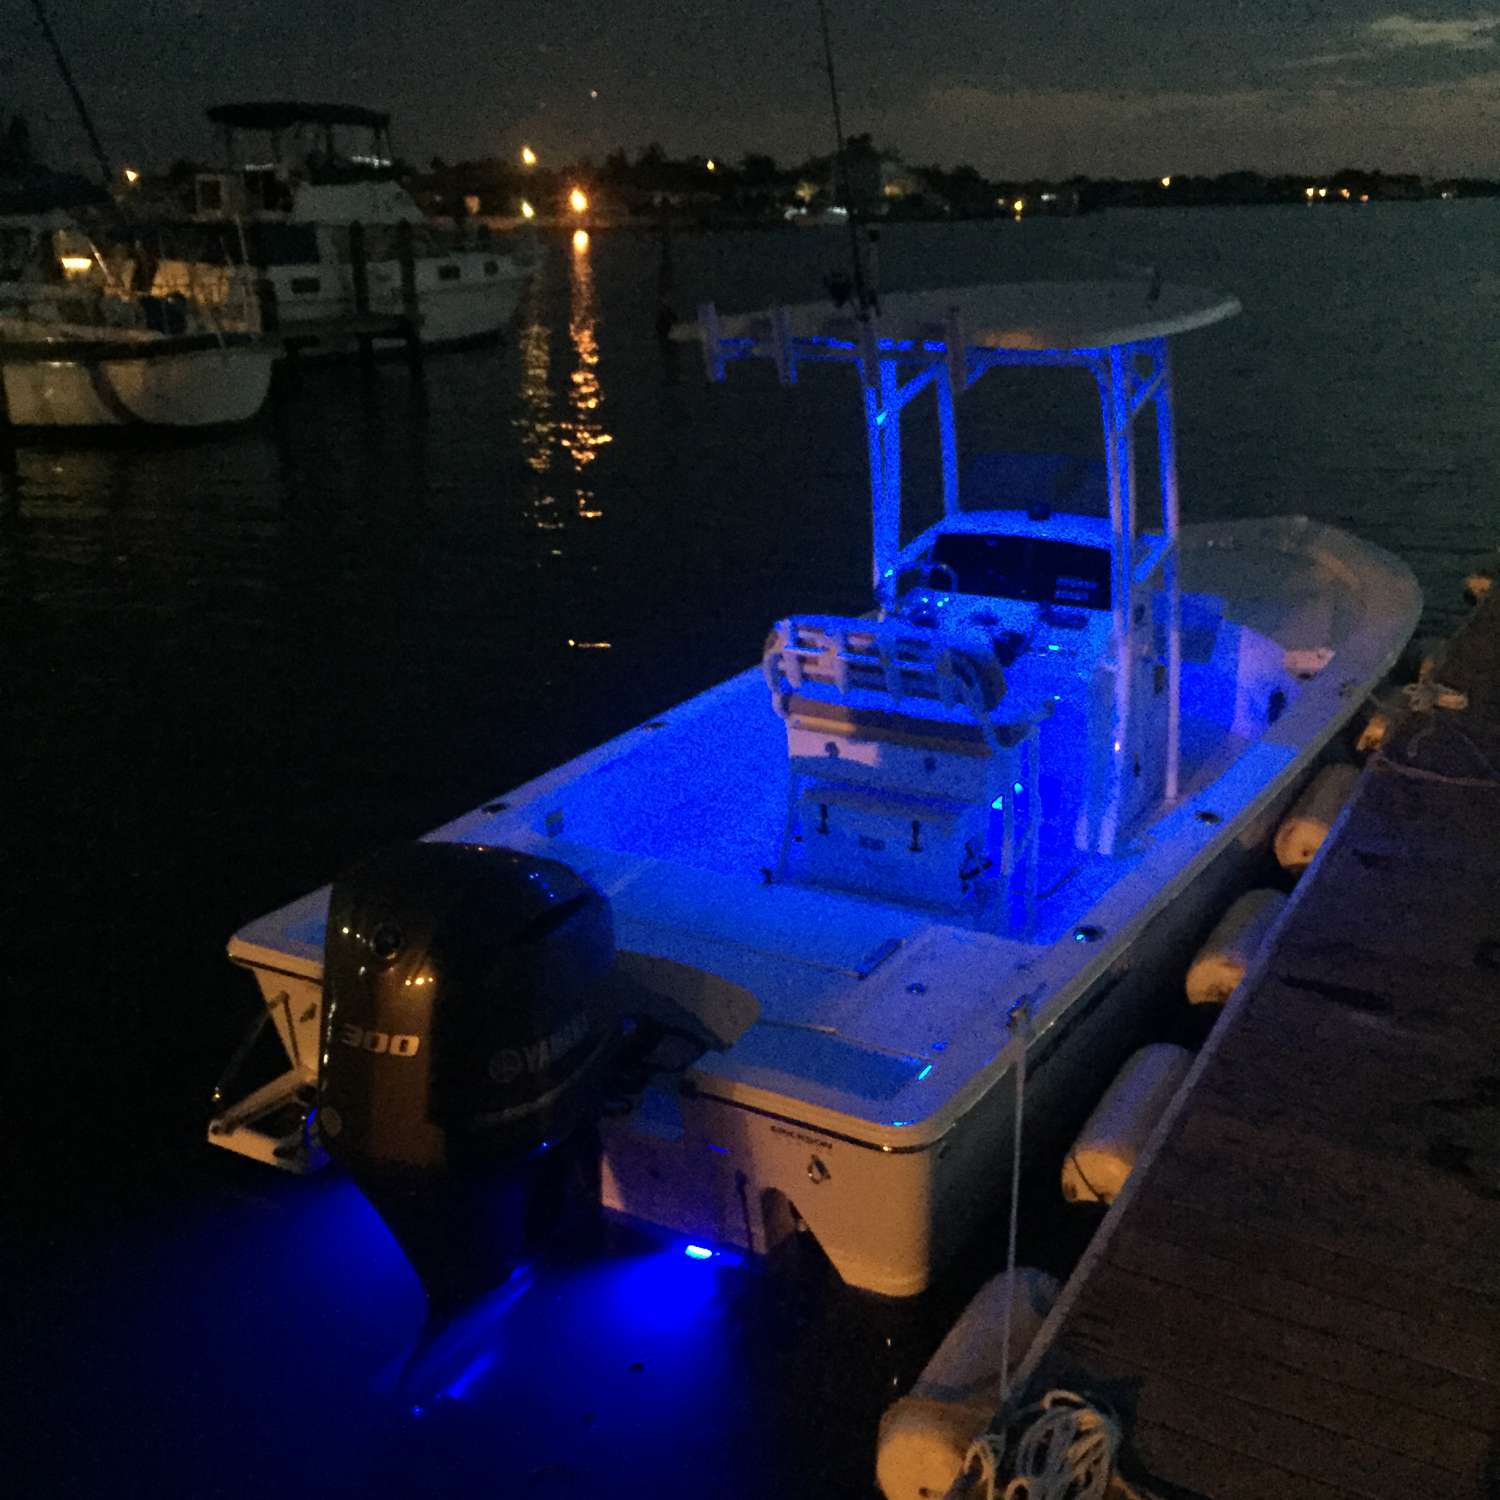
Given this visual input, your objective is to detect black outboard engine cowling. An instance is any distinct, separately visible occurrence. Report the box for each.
[320,841,620,1307]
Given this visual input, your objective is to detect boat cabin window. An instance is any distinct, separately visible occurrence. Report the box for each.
[929,533,1112,611]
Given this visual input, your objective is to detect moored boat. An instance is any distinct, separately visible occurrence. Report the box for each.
[147,101,530,357]
[0,210,273,428]
[209,279,1420,1301]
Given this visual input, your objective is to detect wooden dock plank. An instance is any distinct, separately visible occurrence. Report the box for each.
[1144,1136,1500,1299]
[1123,1190,1500,1334]
[1103,1225,1498,1385]
[1125,1420,1360,1500]
[1059,1265,1493,1473]
[1064,1267,1497,1440]
[1046,1345,1456,1500]
[1162,1106,1496,1271]
[1268,938,1500,1024]
[1189,1055,1500,1203]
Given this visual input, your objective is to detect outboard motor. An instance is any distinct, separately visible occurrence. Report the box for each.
[320,841,620,1309]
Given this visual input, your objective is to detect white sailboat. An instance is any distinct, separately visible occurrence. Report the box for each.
[210,279,1419,1299]
[0,210,272,428]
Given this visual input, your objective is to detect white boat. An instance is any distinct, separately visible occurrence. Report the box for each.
[151,102,529,356]
[0,211,273,428]
[210,280,1420,1299]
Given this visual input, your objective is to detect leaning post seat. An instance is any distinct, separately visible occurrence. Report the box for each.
[762,616,1037,915]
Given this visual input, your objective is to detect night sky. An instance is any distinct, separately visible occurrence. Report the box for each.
[9,1,1500,178]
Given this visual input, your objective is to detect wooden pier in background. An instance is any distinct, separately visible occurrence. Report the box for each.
[1005,583,1500,1498]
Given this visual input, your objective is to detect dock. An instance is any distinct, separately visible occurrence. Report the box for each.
[995,584,1500,1498]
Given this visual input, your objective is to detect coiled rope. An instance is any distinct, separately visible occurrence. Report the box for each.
[963,1388,1125,1500]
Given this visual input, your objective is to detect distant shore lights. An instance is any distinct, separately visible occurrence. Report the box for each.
[1160,175,1171,188]
[569,187,589,214]
[521,145,537,167]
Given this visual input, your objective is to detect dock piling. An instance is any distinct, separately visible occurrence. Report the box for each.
[397,221,422,377]
[349,221,374,373]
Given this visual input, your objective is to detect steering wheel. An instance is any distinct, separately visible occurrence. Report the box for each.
[923,561,959,593]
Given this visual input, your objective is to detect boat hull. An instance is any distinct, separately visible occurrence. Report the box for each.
[1,339,274,428]
[154,251,529,358]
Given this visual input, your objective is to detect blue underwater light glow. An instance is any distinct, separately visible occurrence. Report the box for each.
[916,1064,934,1081]
[683,1244,714,1261]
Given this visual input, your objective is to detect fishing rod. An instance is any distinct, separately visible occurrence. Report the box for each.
[814,0,874,315]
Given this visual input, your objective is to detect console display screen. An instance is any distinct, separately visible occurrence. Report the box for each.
[930,533,1112,611]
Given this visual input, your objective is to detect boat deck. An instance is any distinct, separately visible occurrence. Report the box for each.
[1010,584,1500,1498]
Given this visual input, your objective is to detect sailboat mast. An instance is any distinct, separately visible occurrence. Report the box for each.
[26,0,115,186]
[814,0,871,312]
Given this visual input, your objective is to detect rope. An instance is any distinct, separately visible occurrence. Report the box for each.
[1400,674,1469,715]
[964,1389,1135,1500]
[997,1002,1031,1408]
[1390,659,1500,781]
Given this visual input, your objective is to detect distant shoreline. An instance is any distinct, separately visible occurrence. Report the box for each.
[475,197,1491,234]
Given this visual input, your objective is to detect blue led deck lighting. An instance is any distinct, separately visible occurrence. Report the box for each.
[683,1244,714,1261]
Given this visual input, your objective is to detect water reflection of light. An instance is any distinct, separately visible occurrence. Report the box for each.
[571,228,590,252]
[563,230,611,521]
[515,275,554,482]
[511,228,612,542]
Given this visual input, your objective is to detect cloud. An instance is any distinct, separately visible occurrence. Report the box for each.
[1369,14,1500,49]
[1277,13,1499,73]
[1276,50,1374,70]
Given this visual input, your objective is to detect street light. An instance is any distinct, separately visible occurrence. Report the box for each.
[520,145,537,167]
[568,187,589,214]
[123,166,140,185]
[520,199,535,219]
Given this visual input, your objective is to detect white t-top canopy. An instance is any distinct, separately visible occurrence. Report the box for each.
[692,277,1246,849]
[697,281,1239,355]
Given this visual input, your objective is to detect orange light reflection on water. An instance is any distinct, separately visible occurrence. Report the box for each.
[512,229,613,540]
[564,230,610,520]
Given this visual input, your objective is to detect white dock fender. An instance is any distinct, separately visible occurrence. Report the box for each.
[1274,762,1361,873]
[876,1266,1060,1500]
[1185,888,1288,1006]
[1060,1043,1193,1205]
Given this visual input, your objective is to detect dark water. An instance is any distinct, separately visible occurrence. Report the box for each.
[7,206,1500,1497]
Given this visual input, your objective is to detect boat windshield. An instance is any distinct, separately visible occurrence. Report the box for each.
[930,532,1113,610]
